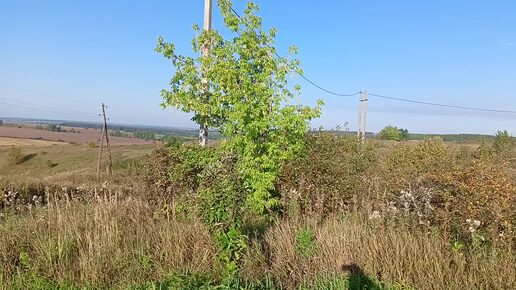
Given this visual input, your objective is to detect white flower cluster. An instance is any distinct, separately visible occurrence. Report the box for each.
[3,189,19,206]
[398,186,434,225]
[368,210,381,220]
[466,218,481,233]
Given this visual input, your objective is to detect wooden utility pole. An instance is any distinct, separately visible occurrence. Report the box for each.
[357,93,363,139]
[357,91,368,142]
[96,102,113,180]
[96,114,105,180]
[199,0,212,147]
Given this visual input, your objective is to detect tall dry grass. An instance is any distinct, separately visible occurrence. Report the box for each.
[0,196,217,289]
[1,199,515,289]
[243,216,516,289]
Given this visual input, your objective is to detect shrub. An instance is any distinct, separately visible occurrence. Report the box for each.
[278,133,376,216]
[378,137,453,193]
[371,138,516,247]
[493,130,514,158]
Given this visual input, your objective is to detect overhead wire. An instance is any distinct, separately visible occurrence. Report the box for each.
[368,93,516,114]
[0,96,98,117]
[227,6,360,97]
[0,100,96,119]
[0,82,99,106]
[228,4,516,115]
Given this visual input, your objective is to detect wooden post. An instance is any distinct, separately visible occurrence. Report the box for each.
[96,102,113,180]
[199,0,212,147]
[96,105,105,180]
[101,103,113,179]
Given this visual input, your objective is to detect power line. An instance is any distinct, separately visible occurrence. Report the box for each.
[228,5,516,115]
[368,93,516,114]
[227,6,359,98]
[0,96,97,117]
[0,82,98,106]
[0,99,97,119]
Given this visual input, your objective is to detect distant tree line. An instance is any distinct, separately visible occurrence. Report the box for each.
[133,130,156,140]
[375,126,516,143]
[109,130,131,138]
[34,124,80,133]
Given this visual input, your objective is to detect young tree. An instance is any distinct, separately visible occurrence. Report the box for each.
[399,128,410,141]
[156,0,322,215]
[379,125,401,141]
[493,130,514,158]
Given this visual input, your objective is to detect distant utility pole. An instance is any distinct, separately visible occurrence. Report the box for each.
[199,0,212,147]
[96,102,113,180]
[357,91,368,142]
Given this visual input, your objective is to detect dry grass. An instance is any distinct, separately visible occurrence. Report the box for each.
[1,198,515,289]
[0,197,217,289]
[243,216,516,289]
[1,136,514,289]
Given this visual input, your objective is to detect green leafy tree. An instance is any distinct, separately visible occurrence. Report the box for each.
[378,125,409,141]
[156,0,322,214]
[379,125,401,141]
[399,128,410,141]
[156,0,322,278]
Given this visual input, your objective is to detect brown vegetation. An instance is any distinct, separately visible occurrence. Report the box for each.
[1,133,515,289]
[0,125,152,145]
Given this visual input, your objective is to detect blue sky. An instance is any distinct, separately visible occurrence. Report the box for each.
[1,0,515,134]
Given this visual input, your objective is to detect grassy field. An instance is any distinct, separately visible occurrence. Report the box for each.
[0,143,153,182]
[0,137,64,146]
[0,134,515,289]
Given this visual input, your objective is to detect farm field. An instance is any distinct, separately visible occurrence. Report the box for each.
[0,124,152,145]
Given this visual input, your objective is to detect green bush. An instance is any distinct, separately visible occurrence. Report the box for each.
[493,130,514,158]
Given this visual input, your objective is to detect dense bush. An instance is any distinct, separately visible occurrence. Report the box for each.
[371,137,516,248]
[277,133,375,216]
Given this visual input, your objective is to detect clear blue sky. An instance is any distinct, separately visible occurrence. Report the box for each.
[1,0,515,134]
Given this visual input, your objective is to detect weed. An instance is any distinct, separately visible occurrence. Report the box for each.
[295,228,317,258]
